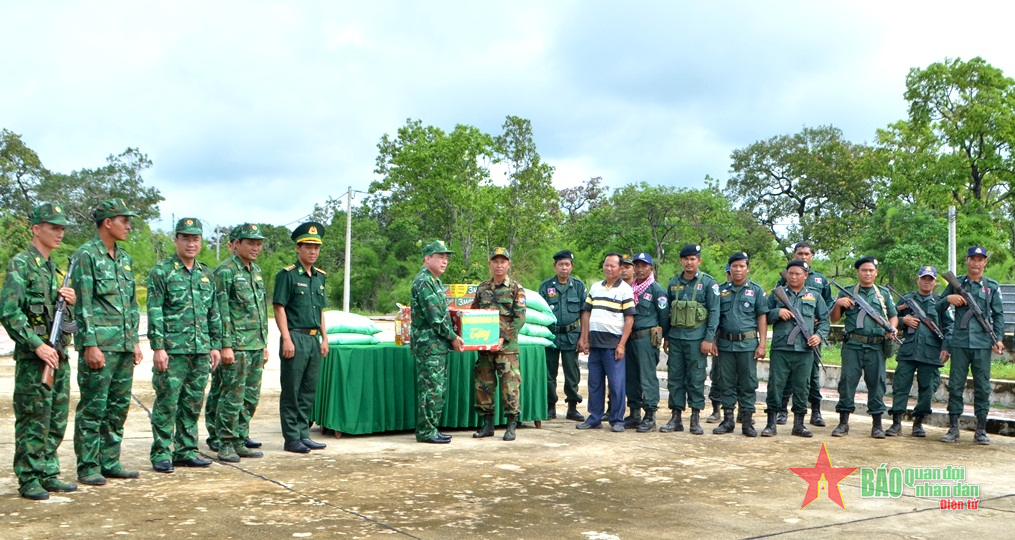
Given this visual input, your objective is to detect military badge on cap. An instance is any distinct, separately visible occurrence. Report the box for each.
[967,246,988,258]
[620,253,634,265]
[679,244,701,258]
[917,265,938,278]
[30,202,71,226]
[92,198,137,221]
[234,223,266,241]
[490,247,511,260]
[854,256,878,269]
[552,249,574,262]
[175,217,203,235]
[422,240,454,256]
[291,221,325,244]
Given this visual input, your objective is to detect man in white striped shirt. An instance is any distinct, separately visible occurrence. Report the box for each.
[576,253,636,431]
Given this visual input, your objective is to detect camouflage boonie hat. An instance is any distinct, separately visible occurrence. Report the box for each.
[92,198,136,221]
[175,217,203,235]
[422,240,453,257]
[30,203,70,226]
[490,247,511,260]
[291,221,325,244]
[234,223,266,241]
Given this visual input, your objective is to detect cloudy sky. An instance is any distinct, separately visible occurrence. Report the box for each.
[3,1,1014,233]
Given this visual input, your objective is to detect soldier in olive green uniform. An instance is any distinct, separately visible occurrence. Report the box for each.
[207,223,269,461]
[886,265,952,438]
[470,247,526,441]
[147,218,222,473]
[713,252,767,437]
[538,250,587,421]
[623,252,668,432]
[830,256,899,439]
[660,244,720,435]
[774,241,833,426]
[1,204,77,500]
[72,199,144,486]
[411,240,466,444]
[273,222,329,454]
[938,246,1005,445]
[763,259,830,437]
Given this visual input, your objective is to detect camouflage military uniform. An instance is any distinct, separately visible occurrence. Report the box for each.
[72,232,141,479]
[206,252,268,453]
[147,254,221,464]
[1,244,71,497]
[470,277,526,415]
[411,265,458,442]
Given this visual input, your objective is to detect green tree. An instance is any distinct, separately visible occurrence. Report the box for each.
[0,128,48,218]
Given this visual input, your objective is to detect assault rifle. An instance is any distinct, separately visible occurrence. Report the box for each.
[829,279,903,346]
[771,285,824,369]
[941,271,1000,345]
[43,259,77,390]
[885,284,944,341]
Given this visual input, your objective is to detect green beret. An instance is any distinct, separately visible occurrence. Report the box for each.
[292,221,325,244]
[30,203,70,226]
[92,199,136,221]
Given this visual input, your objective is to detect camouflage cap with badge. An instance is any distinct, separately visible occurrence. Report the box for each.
[291,221,325,244]
[422,239,454,256]
[234,223,266,241]
[490,247,511,260]
[92,198,136,221]
[30,202,71,226]
[175,217,203,235]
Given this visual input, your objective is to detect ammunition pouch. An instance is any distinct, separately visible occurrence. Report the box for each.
[670,300,708,329]
[882,339,897,359]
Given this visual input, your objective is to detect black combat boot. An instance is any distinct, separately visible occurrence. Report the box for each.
[712,410,735,434]
[871,413,886,439]
[659,410,683,433]
[689,409,703,435]
[473,415,494,438]
[885,413,903,437]
[706,400,721,423]
[792,412,813,437]
[624,408,642,429]
[941,414,960,443]
[809,401,826,427]
[912,414,926,437]
[974,416,990,445]
[503,414,518,441]
[637,410,656,433]
[741,411,758,437]
[831,412,850,437]
[547,406,557,420]
[776,396,789,425]
[760,411,777,437]
[565,402,585,422]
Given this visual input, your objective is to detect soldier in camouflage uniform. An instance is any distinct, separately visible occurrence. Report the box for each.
[206,223,269,461]
[470,247,526,441]
[411,240,466,444]
[1,203,78,500]
[72,199,144,486]
[204,225,238,452]
[273,222,329,454]
[147,218,222,473]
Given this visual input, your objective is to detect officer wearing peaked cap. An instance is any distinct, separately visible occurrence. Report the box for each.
[273,222,329,453]
[539,249,588,421]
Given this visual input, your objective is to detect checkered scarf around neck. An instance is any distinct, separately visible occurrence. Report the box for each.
[631,271,654,299]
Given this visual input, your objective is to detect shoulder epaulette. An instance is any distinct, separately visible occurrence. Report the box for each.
[283,264,296,271]
[314,267,327,275]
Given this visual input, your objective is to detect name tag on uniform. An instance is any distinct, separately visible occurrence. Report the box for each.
[236,276,247,282]
[297,282,308,287]
[201,277,210,283]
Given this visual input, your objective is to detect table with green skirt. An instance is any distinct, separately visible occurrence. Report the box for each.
[312,343,548,435]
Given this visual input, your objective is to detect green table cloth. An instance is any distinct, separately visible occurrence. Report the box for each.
[312,343,548,435]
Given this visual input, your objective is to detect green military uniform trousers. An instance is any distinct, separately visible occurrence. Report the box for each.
[666,339,707,411]
[474,351,521,415]
[205,349,259,449]
[947,347,992,418]
[150,353,211,463]
[708,356,721,403]
[75,350,136,478]
[546,342,582,406]
[280,331,321,442]
[239,351,264,441]
[718,350,757,413]
[781,356,822,404]
[415,352,449,441]
[888,359,940,417]
[624,335,659,412]
[14,358,70,495]
[766,350,812,414]
[836,345,887,415]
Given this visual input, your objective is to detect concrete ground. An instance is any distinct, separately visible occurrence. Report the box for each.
[0,321,1011,539]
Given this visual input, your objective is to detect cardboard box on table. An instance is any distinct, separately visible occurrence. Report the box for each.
[450,308,500,351]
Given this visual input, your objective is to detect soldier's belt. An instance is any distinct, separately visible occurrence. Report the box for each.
[631,328,654,340]
[718,330,758,342]
[845,333,884,344]
[551,322,580,334]
[291,328,320,336]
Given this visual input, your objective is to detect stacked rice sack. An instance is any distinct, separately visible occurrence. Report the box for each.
[323,310,381,345]
[518,289,557,347]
